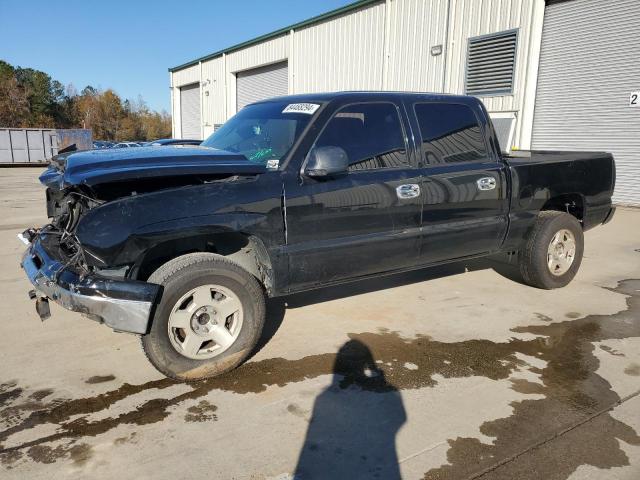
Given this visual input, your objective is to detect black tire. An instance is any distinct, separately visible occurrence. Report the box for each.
[518,211,584,289]
[141,253,265,381]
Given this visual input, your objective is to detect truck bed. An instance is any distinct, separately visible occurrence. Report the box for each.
[501,149,615,249]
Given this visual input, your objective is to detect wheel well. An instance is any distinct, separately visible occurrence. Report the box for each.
[541,194,584,223]
[134,232,274,293]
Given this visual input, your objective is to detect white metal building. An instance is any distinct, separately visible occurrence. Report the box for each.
[169,0,640,205]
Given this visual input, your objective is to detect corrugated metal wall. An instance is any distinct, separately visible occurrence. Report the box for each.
[532,0,640,205]
[226,35,289,73]
[201,57,226,137]
[292,2,386,93]
[170,0,545,150]
[172,64,200,87]
[384,0,449,92]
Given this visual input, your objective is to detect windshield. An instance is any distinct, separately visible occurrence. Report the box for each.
[201,101,319,166]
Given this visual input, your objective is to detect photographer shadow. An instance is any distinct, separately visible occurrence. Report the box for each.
[293,339,406,480]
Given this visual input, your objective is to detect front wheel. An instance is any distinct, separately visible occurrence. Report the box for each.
[141,253,265,381]
[518,211,584,289]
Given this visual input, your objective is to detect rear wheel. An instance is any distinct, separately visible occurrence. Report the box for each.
[141,253,265,381]
[518,211,584,289]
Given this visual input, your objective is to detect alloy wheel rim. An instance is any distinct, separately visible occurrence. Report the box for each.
[547,229,576,276]
[167,284,243,360]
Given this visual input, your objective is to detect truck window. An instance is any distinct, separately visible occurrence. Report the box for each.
[314,103,409,172]
[201,101,316,166]
[414,103,488,165]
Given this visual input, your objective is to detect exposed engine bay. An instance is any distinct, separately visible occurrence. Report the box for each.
[40,188,104,272]
[37,154,262,276]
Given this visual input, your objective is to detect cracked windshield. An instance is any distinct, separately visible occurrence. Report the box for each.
[201,102,317,166]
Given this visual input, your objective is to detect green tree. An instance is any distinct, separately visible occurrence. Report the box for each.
[0,75,29,127]
[14,67,56,126]
[0,60,172,139]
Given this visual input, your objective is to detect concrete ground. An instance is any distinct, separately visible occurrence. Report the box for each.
[0,167,639,480]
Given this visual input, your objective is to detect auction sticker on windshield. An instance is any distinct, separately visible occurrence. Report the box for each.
[282,103,320,115]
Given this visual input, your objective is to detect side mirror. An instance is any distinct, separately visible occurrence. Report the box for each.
[304,146,349,178]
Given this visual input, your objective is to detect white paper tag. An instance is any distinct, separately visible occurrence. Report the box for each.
[282,103,320,115]
[266,159,280,170]
[17,233,30,246]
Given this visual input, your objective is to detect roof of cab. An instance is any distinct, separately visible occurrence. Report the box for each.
[250,91,480,106]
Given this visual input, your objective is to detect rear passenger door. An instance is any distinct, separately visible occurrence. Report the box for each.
[409,101,509,264]
[283,101,423,290]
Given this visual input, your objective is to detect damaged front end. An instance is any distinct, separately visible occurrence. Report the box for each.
[20,162,161,334]
[20,146,268,333]
[21,229,159,333]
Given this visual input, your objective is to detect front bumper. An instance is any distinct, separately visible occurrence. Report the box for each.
[20,233,160,334]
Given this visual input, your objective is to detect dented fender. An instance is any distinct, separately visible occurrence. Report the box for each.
[74,173,287,281]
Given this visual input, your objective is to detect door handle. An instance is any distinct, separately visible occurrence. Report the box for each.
[476,177,497,191]
[396,184,421,199]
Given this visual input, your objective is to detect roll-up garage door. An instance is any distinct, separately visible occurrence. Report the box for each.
[531,0,640,205]
[236,61,288,111]
[180,83,201,140]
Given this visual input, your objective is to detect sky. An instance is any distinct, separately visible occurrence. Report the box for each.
[0,0,354,112]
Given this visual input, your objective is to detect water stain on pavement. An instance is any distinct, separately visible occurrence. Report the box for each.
[24,441,91,466]
[0,384,22,408]
[624,364,640,376]
[287,403,309,421]
[422,279,640,479]
[67,443,93,466]
[28,389,53,401]
[184,401,218,423]
[1,279,639,477]
[600,344,625,357]
[85,375,116,384]
[113,432,138,446]
[534,313,553,322]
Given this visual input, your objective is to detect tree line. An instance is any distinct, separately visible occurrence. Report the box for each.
[0,60,171,141]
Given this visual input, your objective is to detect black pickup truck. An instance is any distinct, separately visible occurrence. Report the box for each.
[19,92,616,380]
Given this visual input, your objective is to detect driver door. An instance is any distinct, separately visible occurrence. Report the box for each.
[283,101,423,291]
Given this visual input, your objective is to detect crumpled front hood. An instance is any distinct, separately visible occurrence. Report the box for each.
[41,145,267,189]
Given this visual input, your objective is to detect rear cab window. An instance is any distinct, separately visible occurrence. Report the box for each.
[413,103,489,165]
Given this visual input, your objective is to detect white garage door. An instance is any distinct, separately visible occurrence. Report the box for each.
[236,62,288,112]
[180,83,201,140]
[532,0,640,205]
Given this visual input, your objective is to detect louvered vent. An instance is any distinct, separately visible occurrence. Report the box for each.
[466,30,518,95]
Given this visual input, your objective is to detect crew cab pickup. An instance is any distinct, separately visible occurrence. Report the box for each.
[19,92,616,380]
